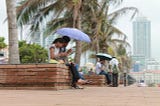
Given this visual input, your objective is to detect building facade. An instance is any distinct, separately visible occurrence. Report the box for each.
[146,59,160,70]
[130,70,160,85]
[132,17,151,71]
[133,17,151,58]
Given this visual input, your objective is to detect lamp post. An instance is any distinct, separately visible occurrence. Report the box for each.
[124,68,127,87]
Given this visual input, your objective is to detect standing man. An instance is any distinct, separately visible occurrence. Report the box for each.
[109,57,120,87]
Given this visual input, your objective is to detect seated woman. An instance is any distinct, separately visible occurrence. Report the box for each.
[50,38,66,62]
[50,38,89,89]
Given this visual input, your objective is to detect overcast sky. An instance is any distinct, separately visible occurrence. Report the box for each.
[115,0,160,59]
[0,0,7,40]
[0,0,160,59]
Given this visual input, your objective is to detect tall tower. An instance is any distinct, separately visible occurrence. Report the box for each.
[133,17,151,59]
[132,17,151,71]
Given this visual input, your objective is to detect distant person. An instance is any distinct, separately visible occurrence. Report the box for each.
[88,68,95,75]
[96,59,111,85]
[109,57,120,87]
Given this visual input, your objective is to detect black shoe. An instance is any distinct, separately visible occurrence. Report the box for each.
[71,84,84,89]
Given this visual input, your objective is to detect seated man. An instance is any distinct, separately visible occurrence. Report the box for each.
[95,59,111,85]
[59,36,90,89]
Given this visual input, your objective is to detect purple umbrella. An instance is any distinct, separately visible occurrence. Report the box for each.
[56,28,91,43]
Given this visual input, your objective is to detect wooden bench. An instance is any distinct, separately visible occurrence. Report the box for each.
[0,64,71,90]
[84,75,106,87]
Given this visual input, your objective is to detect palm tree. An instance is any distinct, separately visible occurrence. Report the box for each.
[82,0,138,54]
[6,0,20,64]
[17,0,138,65]
[116,44,132,73]
[17,0,99,64]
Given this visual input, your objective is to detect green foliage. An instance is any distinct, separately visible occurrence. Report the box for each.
[116,44,132,72]
[0,37,7,49]
[116,44,126,56]
[19,41,48,63]
[108,47,115,56]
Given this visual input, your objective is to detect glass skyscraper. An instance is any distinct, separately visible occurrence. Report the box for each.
[133,17,151,58]
[132,17,151,71]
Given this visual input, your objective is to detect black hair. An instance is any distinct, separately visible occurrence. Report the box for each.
[52,38,65,44]
[112,56,116,59]
[100,58,105,61]
[62,36,70,43]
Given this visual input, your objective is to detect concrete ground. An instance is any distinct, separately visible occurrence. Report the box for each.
[0,86,160,106]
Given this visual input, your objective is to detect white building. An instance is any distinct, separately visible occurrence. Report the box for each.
[130,70,160,84]
[80,50,96,66]
[146,59,160,70]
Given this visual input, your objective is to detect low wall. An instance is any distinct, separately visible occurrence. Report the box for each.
[0,64,71,90]
[84,75,106,87]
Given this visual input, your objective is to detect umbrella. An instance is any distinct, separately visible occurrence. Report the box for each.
[56,28,91,43]
[96,53,112,60]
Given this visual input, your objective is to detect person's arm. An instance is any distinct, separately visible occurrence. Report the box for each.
[59,49,72,57]
[67,49,72,54]
[50,47,61,59]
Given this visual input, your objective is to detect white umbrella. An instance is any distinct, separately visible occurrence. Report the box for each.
[96,53,112,60]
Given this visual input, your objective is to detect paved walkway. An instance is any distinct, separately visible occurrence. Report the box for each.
[0,86,160,106]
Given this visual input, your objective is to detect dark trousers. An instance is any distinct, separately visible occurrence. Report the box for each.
[67,63,81,86]
[99,70,111,84]
[112,73,118,87]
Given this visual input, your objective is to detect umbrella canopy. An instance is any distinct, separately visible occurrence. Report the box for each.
[96,53,112,60]
[56,28,91,43]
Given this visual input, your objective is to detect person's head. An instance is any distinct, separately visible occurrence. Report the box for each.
[52,38,65,48]
[99,58,106,64]
[62,36,70,47]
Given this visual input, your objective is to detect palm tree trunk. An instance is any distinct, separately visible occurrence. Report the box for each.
[74,14,82,64]
[73,0,82,65]
[6,0,20,64]
[95,35,100,54]
[95,21,101,54]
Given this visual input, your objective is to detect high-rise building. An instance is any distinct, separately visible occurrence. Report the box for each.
[133,17,151,58]
[132,17,151,71]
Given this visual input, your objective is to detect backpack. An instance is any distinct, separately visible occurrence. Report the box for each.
[112,65,119,74]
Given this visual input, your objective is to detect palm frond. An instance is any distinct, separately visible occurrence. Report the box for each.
[17,0,54,25]
[43,17,72,37]
[110,39,130,47]
[108,7,138,24]
[109,0,124,7]
[105,24,126,40]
